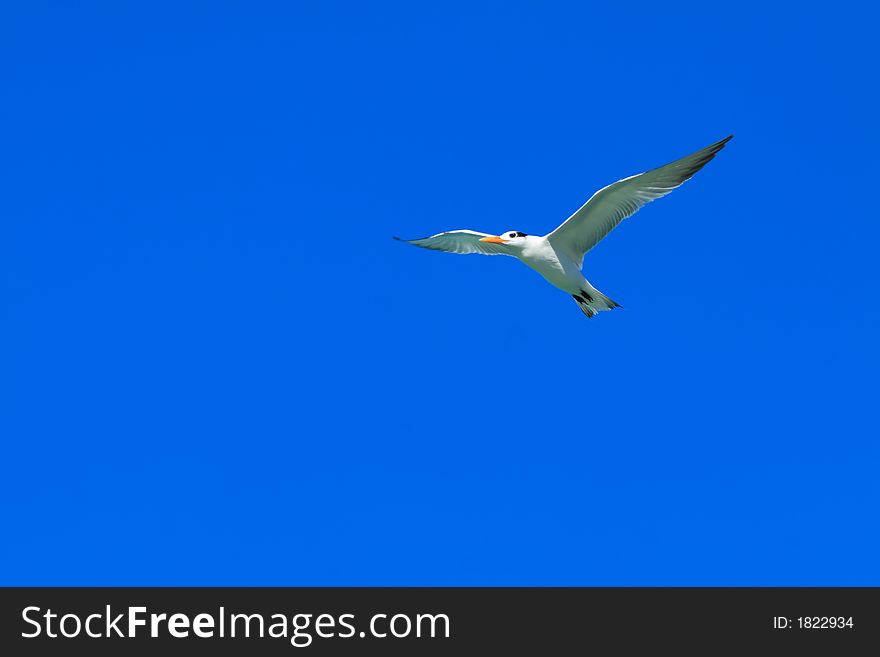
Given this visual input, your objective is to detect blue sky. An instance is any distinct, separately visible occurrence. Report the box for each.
[1,1,878,585]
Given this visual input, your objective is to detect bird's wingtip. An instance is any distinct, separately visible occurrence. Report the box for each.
[392,236,402,241]
[705,135,733,155]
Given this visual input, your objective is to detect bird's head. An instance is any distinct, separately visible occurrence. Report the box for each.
[479,231,529,247]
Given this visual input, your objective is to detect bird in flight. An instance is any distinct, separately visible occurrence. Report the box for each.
[395,136,732,317]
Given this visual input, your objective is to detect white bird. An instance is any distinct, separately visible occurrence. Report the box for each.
[395,136,732,317]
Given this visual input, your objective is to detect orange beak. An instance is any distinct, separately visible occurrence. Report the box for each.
[479,235,506,244]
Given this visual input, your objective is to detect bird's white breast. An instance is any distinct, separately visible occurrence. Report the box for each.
[518,237,584,293]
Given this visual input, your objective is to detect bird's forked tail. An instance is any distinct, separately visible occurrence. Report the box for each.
[571,287,621,318]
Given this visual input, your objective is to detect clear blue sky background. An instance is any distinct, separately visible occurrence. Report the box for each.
[2,2,878,585]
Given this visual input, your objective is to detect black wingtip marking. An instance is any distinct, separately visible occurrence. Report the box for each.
[392,236,402,241]
[710,135,734,153]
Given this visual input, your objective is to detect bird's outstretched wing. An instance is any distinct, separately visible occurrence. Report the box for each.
[546,135,732,267]
[394,230,513,256]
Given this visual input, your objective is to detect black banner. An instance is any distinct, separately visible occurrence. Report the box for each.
[1,588,877,654]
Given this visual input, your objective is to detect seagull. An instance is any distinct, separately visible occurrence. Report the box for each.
[395,135,732,317]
